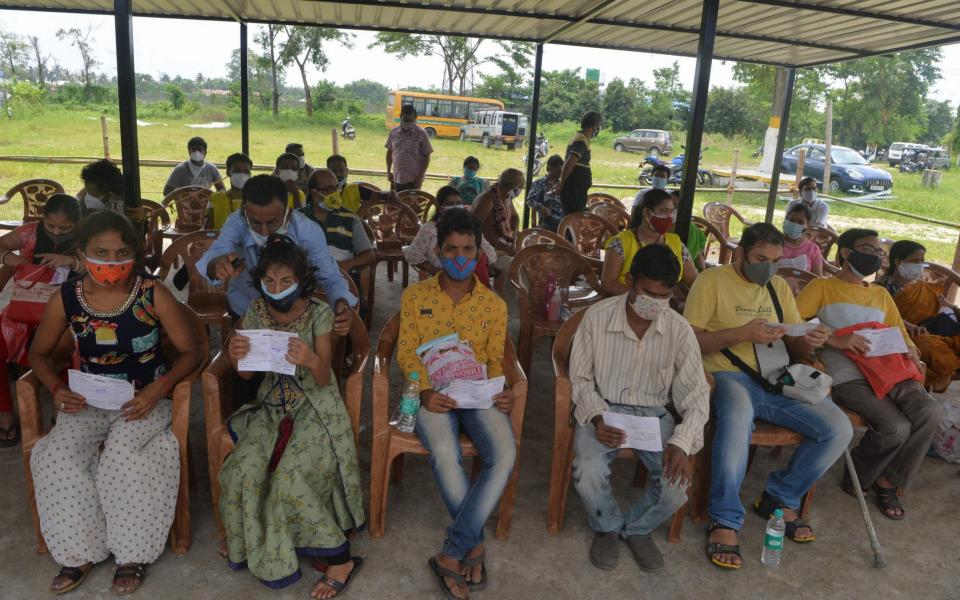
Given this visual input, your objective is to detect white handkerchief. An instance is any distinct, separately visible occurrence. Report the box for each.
[601,411,663,452]
[443,376,506,410]
[68,369,135,411]
[236,329,299,375]
[859,327,909,357]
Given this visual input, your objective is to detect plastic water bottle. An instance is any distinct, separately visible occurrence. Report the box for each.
[761,508,786,567]
[396,372,421,433]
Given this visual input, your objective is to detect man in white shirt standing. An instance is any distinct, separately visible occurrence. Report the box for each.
[570,243,711,573]
[163,136,225,195]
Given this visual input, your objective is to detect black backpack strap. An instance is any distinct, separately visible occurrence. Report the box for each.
[766,281,784,323]
[720,348,783,395]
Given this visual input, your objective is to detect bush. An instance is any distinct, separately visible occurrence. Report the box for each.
[7,81,47,115]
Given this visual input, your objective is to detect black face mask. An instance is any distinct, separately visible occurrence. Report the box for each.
[43,228,75,247]
[846,250,883,278]
[260,290,300,313]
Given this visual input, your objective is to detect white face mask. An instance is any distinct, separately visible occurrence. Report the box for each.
[800,189,817,205]
[630,293,670,321]
[230,173,250,189]
[189,150,205,163]
[651,176,669,190]
[278,169,298,183]
[84,192,104,210]
[297,156,306,169]
[897,262,923,282]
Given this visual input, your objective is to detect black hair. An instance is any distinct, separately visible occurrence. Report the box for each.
[43,193,81,223]
[76,210,145,270]
[786,203,812,221]
[739,222,784,252]
[400,104,417,117]
[888,240,925,269]
[433,186,462,222]
[275,153,300,168]
[80,159,123,195]
[629,188,673,229]
[243,174,288,207]
[799,176,817,190]
[187,136,207,151]
[436,207,482,249]
[630,243,680,288]
[250,234,317,298]
[326,154,347,168]
[285,142,304,154]
[226,152,252,174]
[546,154,564,168]
[463,156,480,168]
[580,111,602,131]
[651,163,671,177]
[836,228,880,266]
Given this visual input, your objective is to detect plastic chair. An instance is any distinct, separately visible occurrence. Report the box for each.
[17,305,209,555]
[0,179,65,231]
[513,227,576,254]
[155,230,231,336]
[397,189,435,223]
[804,225,839,264]
[587,192,623,207]
[369,313,528,540]
[588,201,630,231]
[556,213,618,272]
[922,262,960,303]
[201,308,369,540]
[702,202,751,253]
[546,311,697,542]
[142,198,172,270]
[358,201,421,287]
[157,186,213,239]
[776,266,819,297]
[509,243,602,373]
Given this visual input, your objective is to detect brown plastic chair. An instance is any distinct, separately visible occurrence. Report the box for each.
[691,215,731,266]
[312,268,361,304]
[0,179,65,231]
[557,212,618,273]
[587,192,623,207]
[358,201,421,287]
[777,267,819,297]
[702,202,751,254]
[158,186,213,239]
[588,201,630,231]
[513,227,576,254]
[546,311,697,542]
[397,189,435,222]
[369,313,528,540]
[142,198,172,270]
[804,225,839,264]
[17,305,209,555]
[155,230,231,335]
[922,261,960,303]
[201,308,369,540]
[356,182,382,195]
[509,244,602,373]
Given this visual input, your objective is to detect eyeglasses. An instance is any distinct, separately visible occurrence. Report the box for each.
[854,244,886,257]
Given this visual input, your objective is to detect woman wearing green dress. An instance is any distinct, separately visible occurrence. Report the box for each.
[220,234,365,597]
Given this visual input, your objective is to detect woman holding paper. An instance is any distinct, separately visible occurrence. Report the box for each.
[220,235,365,596]
[27,211,202,595]
[796,228,942,521]
[0,193,81,447]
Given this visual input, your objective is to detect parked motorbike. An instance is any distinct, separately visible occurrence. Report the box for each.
[522,134,549,176]
[341,118,356,140]
[638,147,713,186]
[898,149,930,174]
[751,145,764,159]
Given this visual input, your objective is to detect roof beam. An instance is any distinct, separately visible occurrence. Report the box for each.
[733,0,960,32]
[542,0,627,43]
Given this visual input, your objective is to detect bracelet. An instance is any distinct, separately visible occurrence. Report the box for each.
[0,251,10,266]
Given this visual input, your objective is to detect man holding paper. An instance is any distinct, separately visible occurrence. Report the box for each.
[796,228,942,521]
[396,208,513,600]
[570,244,710,574]
[684,223,851,570]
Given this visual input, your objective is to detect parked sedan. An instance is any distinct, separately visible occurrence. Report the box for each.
[781,143,893,194]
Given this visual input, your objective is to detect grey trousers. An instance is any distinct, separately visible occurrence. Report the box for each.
[832,379,942,490]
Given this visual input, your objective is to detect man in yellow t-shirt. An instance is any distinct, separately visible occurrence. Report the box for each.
[684,223,852,570]
[208,152,251,230]
[796,228,942,521]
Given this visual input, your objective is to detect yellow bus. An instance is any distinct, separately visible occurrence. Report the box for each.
[385,90,504,139]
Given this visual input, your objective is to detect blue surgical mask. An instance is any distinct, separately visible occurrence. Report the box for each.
[464,168,477,179]
[652,176,668,190]
[260,280,300,312]
[441,255,477,281]
[782,220,805,239]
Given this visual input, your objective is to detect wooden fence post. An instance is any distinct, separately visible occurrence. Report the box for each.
[100,115,111,159]
[727,147,739,205]
[331,129,339,156]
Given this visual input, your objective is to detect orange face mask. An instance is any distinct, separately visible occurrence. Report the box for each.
[84,256,134,286]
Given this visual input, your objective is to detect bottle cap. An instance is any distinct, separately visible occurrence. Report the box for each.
[773,508,784,517]
[409,372,420,381]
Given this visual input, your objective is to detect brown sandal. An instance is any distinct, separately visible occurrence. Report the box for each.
[112,563,147,596]
[51,562,96,595]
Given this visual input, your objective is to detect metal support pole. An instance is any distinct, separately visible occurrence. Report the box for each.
[114,0,140,203]
[763,68,796,223]
[522,43,544,230]
[240,22,250,156]
[676,0,719,245]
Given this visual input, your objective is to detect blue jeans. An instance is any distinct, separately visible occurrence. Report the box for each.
[415,406,516,561]
[573,405,689,537]
[709,371,853,530]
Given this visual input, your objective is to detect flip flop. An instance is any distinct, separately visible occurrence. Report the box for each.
[112,563,147,596]
[428,556,467,600]
[0,421,20,447]
[313,557,363,598]
[705,521,741,570]
[462,551,488,591]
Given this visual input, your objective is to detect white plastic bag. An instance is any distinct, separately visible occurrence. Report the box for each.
[932,398,960,464]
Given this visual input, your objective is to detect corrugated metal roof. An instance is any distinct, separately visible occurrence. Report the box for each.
[2,0,959,66]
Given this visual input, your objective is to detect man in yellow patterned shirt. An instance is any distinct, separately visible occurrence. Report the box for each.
[397,208,514,600]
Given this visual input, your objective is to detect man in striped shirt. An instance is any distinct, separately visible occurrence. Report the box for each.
[570,244,710,573]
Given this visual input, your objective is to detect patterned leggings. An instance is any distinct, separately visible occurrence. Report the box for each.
[31,401,179,567]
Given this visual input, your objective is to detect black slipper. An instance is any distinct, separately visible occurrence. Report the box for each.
[314,557,363,597]
[463,551,487,591]
[112,563,147,596]
[428,557,467,600]
[0,421,19,447]
[705,521,741,570]
[874,484,905,520]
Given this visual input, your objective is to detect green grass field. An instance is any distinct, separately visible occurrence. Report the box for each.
[1,110,958,262]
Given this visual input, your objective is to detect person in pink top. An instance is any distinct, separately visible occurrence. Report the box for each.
[385,104,434,191]
[780,204,824,275]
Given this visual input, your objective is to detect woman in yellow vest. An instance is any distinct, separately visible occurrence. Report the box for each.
[601,188,698,296]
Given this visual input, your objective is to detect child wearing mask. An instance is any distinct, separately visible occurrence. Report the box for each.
[209,153,253,230]
[780,204,825,275]
[448,156,486,205]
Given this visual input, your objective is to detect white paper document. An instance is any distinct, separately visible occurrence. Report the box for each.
[443,376,506,410]
[68,369,135,411]
[859,327,909,357]
[236,329,299,375]
[775,318,822,337]
[601,411,663,452]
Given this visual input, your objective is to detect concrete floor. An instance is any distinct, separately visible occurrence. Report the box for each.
[1,269,959,600]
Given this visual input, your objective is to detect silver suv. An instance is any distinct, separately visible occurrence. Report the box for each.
[612,129,673,155]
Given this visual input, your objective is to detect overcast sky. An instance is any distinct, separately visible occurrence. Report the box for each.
[1,10,958,107]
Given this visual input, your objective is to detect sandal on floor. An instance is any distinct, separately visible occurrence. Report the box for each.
[705,521,741,570]
[874,484,905,520]
[112,563,147,596]
[0,421,19,447]
[51,562,96,595]
[314,557,363,598]
[753,491,816,543]
[428,556,468,600]
[463,551,487,591]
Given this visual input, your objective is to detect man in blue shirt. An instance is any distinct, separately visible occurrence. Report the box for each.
[196,174,357,335]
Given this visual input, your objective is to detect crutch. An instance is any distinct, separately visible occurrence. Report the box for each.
[843,449,886,568]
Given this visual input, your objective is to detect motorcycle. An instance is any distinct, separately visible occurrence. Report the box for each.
[341,118,356,140]
[522,134,549,176]
[751,145,764,159]
[898,149,928,174]
[638,146,713,186]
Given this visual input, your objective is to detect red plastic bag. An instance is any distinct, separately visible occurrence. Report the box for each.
[837,321,923,398]
[7,264,60,326]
